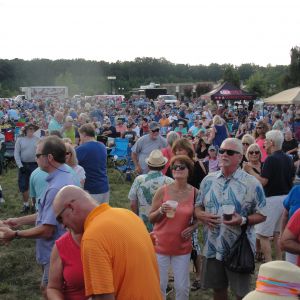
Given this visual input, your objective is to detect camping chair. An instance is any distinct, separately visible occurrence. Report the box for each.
[3,141,17,169]
[112,154,137,183]
[109,138,129,162]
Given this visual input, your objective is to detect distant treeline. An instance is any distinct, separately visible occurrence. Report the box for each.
[0,51,299,98]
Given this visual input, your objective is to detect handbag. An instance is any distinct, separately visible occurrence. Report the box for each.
[224,224,255,274]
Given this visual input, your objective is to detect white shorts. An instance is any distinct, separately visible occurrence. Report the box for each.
[255,195,286,237]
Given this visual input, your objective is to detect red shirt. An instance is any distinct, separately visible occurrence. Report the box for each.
[287,208,300,267]
[56,232,88,300]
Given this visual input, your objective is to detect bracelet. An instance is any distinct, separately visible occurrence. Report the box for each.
[14,231,20,239]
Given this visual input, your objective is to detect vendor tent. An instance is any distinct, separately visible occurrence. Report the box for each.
[263,87,300,105]
[200,82,256,101]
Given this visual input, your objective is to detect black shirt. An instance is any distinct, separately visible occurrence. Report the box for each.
[262,150,295,197]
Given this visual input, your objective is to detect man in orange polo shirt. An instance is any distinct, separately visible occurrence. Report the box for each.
[53,185,162,300]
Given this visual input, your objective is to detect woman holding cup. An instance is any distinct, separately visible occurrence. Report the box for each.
[149,155,198,300]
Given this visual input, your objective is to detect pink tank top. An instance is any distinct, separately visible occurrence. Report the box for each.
[256,137,268,162]
[56,232,88,300]
[154,185,194,255]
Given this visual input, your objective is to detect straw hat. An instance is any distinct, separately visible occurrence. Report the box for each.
[243,261,300,300]
[145,149,168,167]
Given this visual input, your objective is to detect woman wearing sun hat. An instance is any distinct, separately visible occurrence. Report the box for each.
[243,261,300,299]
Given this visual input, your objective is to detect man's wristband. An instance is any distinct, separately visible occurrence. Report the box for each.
[14,231,21,239]
[240,216,248,226]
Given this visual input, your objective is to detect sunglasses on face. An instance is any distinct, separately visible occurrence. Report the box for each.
[256,127,262,129]
[171,164,187,171]
[65,152,71,155]
[56,199,76,224]
[35,153,46,159]
[249,151,260,155]
[219,148,241,156]
[151,128,159,133]
[242,143,249,146]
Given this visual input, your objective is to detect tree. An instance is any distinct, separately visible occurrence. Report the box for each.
[289,46,300,86]
[246,72,267,97]
[222,66,240,87]
[55,71,79,96]
[195,83,213,97]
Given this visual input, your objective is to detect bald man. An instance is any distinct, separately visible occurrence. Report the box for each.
[53,186,162,300]
[48,111,64,133]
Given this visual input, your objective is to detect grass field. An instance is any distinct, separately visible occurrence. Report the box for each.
[0,167,258,300]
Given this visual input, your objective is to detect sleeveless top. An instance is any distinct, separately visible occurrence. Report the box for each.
[154,185,194,255]
[56,232,88,300]
[213,124,228,148]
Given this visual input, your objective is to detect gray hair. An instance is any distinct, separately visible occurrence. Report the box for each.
[166,131,179,147]
[241,134,255,145]
[266,130,284,149]
[221,138,243,154]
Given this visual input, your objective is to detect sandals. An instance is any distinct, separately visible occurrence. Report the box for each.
[191,279,201,291]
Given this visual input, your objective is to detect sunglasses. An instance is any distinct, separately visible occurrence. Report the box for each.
[151,128,160,133]
[35,153,46,158]
[249,151,260,155]
[65,152,71,155]
[56,199,76,224]
[242,143,249,146]
[256,127,262,129]
[171,164,187,171]
[219,148,241,156]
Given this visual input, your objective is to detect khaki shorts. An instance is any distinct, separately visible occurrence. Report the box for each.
[201,257,251,298]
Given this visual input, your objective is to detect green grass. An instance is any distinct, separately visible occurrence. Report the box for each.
[0,167,258,299]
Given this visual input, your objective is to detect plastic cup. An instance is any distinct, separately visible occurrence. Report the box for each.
[222,205,235,221]
[165,200,178,218]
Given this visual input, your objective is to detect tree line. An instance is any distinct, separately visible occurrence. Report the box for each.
[0,47,299,98]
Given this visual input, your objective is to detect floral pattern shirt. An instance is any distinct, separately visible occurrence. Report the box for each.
[128,171,174,232]
[196,168,267,261]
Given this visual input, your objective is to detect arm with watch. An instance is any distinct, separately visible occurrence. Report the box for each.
[223,212,266,226]
[0,224,56,242]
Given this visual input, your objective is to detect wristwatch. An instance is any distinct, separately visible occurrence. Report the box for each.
[240,216,248,226]
[14,231,21,239]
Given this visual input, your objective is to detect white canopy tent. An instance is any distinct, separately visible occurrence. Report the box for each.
[264,87,300,105]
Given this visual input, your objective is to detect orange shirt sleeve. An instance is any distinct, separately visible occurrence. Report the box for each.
[81,238,114,297]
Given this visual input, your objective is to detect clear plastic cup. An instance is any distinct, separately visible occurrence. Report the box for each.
[222,204,235,221]
[165,200,178,218]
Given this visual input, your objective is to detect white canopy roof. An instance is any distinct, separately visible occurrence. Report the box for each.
[264,87,300,105]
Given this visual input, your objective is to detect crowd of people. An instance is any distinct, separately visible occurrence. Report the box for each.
[0,95,300,300]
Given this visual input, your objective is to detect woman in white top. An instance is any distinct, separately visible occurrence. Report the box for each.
[64,142,86,187]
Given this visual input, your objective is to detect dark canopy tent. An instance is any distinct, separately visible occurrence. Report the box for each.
[200,82,256,101]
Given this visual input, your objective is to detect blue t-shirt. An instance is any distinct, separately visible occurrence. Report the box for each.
[283,185,300,219]
[76,141,109,194]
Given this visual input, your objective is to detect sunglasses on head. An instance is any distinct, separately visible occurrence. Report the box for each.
[151,128,159,133]
[171,164,187,171]
[219,148,241,156]
[249,151,260,155]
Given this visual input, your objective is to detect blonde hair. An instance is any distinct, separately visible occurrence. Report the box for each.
[242,134,255,145]
[212,115,223,126]
[246,143,262,161]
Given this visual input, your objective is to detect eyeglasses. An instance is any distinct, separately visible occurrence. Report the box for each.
[256,127,262,129]
[171,164,187,171]
[219,148,241,156]
[242,143,249,146]
[65,152,71,155]
[56,199,76,224]
[151,128,160,133]
[249,151,260,155]
[35,153,46,158]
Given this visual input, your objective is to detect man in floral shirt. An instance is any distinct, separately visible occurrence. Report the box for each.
[128,149,173,231]
[195,138,267,300]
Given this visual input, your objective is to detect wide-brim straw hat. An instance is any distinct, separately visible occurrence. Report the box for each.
[243,261,300,300]
[145,149,168,167]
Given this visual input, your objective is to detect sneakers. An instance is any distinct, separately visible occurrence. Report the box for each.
[20,205,30,214]
[166,284,174,296]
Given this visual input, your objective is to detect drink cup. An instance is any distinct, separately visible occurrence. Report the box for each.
[222,205,235,221]
[165,200,178,218]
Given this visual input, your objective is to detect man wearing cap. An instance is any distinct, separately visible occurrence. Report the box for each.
[131,122,167,174]
[14,123,40,213]
[195,138,267,300]
[129,149,174,231]
[189,119,205,137]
